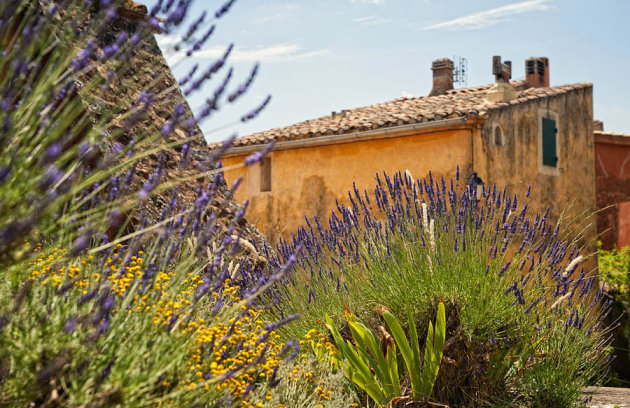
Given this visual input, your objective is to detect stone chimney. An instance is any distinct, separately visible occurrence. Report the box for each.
[525,57,549,88]
[487,55,516,103]
[429,58,454,96]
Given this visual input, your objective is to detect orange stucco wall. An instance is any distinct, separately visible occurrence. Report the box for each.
[222,128,473,243]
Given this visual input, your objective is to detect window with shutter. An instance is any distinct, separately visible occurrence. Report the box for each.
[542,117,557,167]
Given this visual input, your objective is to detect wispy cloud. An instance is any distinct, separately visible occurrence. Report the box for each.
[353,15,393,25]
[423,0,552,31]
[156,34,182,46]
[254,3,302,23]
[163,44,328,65]
[350,0,387,4]
[197,44,328,62]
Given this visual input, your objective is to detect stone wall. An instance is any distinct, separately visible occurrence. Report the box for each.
[476,86,597,258]
[43,0,268,257]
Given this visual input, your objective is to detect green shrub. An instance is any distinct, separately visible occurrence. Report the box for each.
[273,171,612,407]
[599,243,630,303]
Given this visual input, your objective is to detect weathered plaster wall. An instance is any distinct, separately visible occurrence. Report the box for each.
[223,128,473,242]
[475,87,597,258]
[594,133,630,249]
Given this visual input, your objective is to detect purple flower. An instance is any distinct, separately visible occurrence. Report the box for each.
[44,143,63,160]
[0,165,10,183]
[138,181,155,200]
[101,296,115,314]
[100,44,119,60]
[78,142,92,157]
[108,209,122,228]
[215,0,237,18]
[228,64,259,103]
[241,95,272,122]
[78,290,97,305]
[39,165,63,190]
[244,141,275,166]
[161,122,173,135]
[64,316,77,333]
[70,233,90,255]
[112,142,124,154]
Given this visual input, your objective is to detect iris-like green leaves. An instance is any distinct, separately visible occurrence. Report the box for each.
[326,300,446,406]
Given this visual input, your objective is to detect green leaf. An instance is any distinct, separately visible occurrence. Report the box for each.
[386,340,401,396]
[407,309,423,399]
[325,315,388,405]
[420,300,446,399]
[421,320,435,397]
[383,309,421,399]
[350,320,396,396]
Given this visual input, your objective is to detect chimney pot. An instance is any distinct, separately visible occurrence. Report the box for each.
[487,55,516,102]
[429,58,454,96]
[492,55,512,83]
[525,57,549,88]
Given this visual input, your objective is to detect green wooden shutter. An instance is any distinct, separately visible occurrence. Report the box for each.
[542,118,557,167]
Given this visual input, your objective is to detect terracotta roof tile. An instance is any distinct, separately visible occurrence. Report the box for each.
[226,81,592,148]
[595,131,630,138]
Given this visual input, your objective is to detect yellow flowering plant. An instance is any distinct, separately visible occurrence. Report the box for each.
[3,238,300,406]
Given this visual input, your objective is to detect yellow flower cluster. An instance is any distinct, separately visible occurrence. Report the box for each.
[107,250,144,296]
[28,244,93,289]
[243,329,343,408]
[149,271,190,325]
[302,329,338,363]
[26,243,317,406]
[181,281,284,400]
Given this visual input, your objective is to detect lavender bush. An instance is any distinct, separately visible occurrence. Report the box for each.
[271,169,612,407]
[0,0,307,406]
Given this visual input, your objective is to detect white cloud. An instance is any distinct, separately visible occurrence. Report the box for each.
[255,3,302,23]
[199,44,328,62]
[350,0,387,4]
[164,44,328,65]
[156,34,182,46]
[401,90,416,97]
[423,0,552,31]
[353,15,393,25]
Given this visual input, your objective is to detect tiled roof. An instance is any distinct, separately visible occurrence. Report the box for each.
[594,130,630,138]
[231,81,592,148]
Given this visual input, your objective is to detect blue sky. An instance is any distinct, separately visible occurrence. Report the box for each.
[148,0,630,143]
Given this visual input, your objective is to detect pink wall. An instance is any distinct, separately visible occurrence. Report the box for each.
[595,131,630,249]
[618,202,630,248]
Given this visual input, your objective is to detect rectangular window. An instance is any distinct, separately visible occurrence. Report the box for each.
[542,117,558,167]
[260,157,271,192]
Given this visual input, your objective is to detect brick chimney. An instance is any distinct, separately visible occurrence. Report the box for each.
[429,58,454,96]
[487,55,516,103]
[525,57,549,88]
[593,120,604,131]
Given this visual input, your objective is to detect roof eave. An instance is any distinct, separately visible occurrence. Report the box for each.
[220,117,478,157]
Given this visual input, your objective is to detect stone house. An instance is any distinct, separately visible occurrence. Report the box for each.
[220,56,596,253]
[593,121,630,249]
